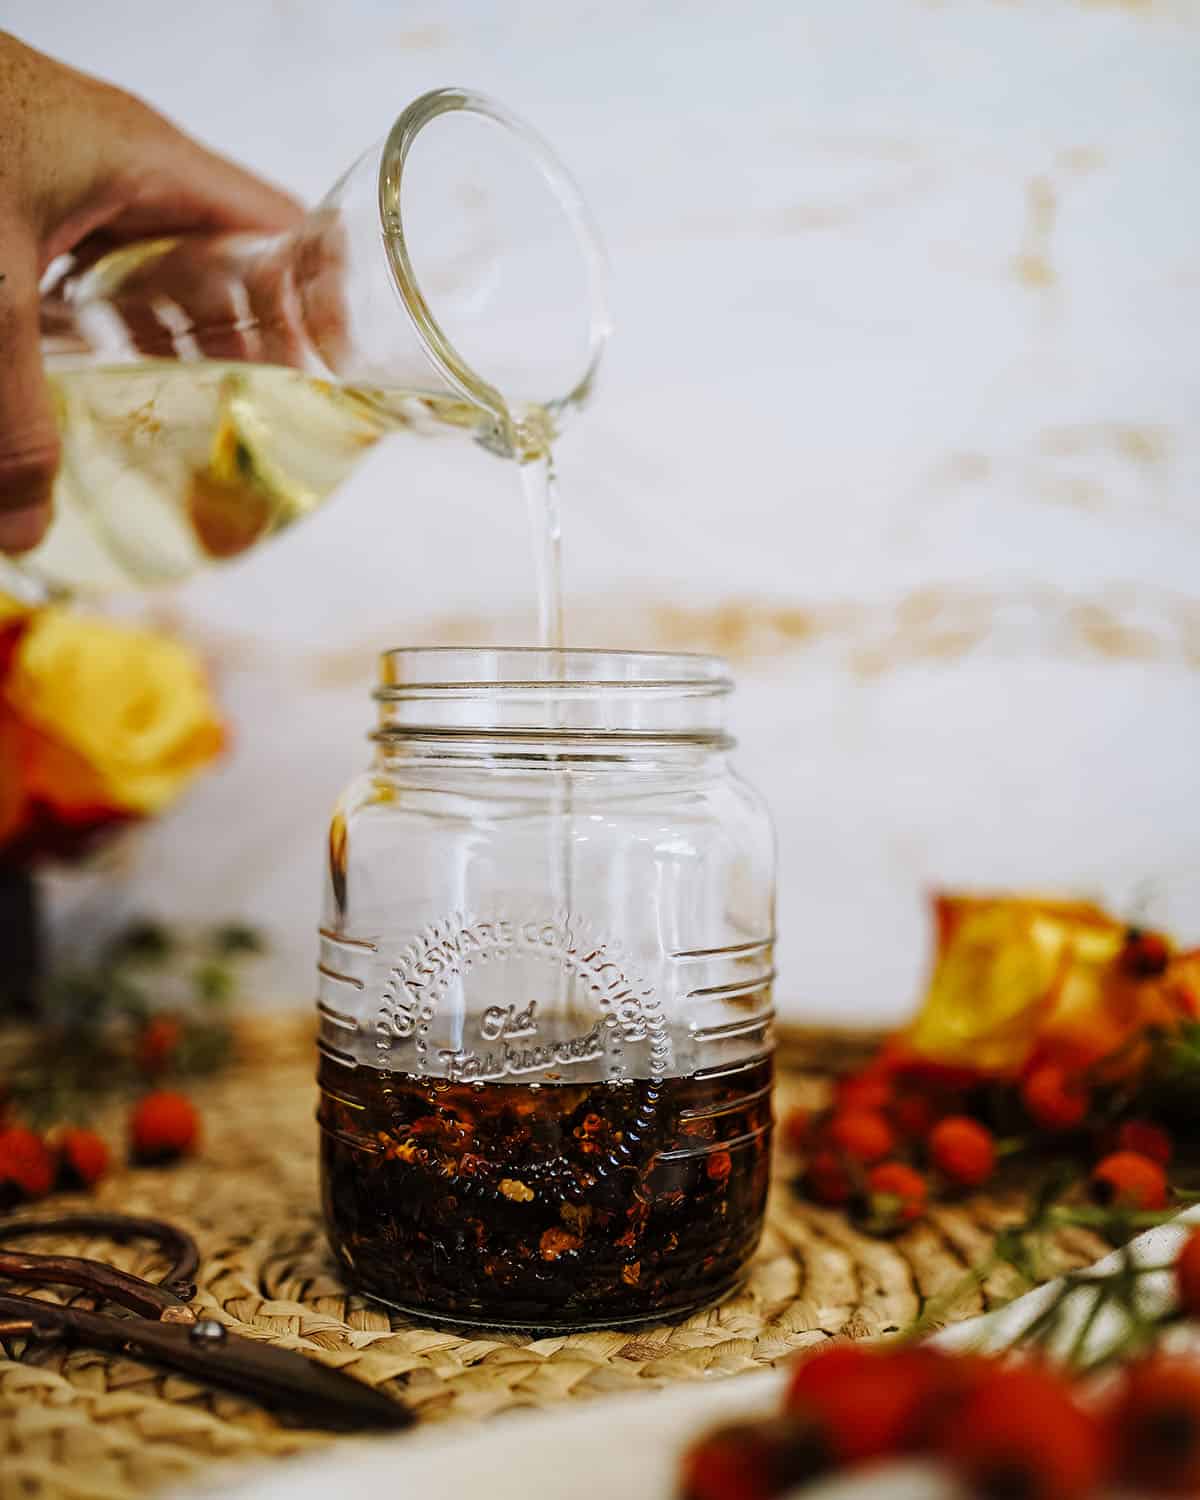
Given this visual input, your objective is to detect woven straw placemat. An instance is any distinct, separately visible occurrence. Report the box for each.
[1,1019,1109,1500]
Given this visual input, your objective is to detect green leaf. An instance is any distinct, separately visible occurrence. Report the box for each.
[210,923,265,956]
[108,920,172,963]
[192,962,234,1006]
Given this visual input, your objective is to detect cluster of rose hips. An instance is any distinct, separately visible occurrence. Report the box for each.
[679,1229,1200,1499]
[0,1091,200,1207]
[0,1014,202,1208]
[785,1046,1180,1230]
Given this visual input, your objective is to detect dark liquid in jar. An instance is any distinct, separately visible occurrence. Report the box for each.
[318,1044,773,1329]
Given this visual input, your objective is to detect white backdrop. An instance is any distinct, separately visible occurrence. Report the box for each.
[12,0,1200,1026]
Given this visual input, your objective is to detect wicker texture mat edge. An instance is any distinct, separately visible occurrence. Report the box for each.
[0,1020,1108,1500]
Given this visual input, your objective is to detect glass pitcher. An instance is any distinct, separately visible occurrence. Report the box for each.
[13,89,609,597]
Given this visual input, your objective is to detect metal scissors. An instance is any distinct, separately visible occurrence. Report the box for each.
[0,1212,410,1431]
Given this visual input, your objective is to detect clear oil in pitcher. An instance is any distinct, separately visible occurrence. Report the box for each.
[32,359,556,598]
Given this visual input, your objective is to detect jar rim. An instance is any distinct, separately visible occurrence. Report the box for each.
[374,649,733,746]
[377,647,733,695]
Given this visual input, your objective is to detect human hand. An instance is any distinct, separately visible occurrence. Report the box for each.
[0,32,302,554]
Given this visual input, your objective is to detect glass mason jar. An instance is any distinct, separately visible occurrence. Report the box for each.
[317,649,777,1330]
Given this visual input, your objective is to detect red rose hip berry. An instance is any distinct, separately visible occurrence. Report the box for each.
[1109,1356,1200,1493]
[56,1127,110,1189]
[0,1126,55,1202]
[1121,927,1171,978]
[944,1364,1104,1500]
[130,1091,200,1164]
[827,1109,895,1164]
[865,1162,927,1225]
[678,1417,830,1500]
[929,1115,997,1188]
[1021,1064,1090,1132]
[787,1342,970,1466]
[1091,1150,1168,1211]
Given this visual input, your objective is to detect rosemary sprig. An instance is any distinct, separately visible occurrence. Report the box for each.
[2,919,263,1125]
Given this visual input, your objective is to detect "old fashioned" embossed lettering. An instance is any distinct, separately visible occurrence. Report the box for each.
[437,1021,606,1083]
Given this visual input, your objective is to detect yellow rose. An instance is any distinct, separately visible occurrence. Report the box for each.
[902,894,1183,1077]
[3,606,225,818]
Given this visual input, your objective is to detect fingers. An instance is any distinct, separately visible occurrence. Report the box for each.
[164,134,303,236]
[74,92,312,369]
[274,210,349,371]
[70,237,265,362]
[105,90,305,241]
[0,230,59,553]
[5,38,304,258]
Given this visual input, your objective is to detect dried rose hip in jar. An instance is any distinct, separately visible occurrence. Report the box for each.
[318,1042,773,1328]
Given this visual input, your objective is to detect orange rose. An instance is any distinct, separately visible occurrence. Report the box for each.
[0,593,31,674]
[0,709,26,846]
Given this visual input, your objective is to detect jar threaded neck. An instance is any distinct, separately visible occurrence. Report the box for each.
[374,647,732,744]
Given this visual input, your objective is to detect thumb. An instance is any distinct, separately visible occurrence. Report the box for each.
[0,228,59,554]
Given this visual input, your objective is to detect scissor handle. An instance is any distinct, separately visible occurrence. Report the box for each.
[0,1213,201,1304]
